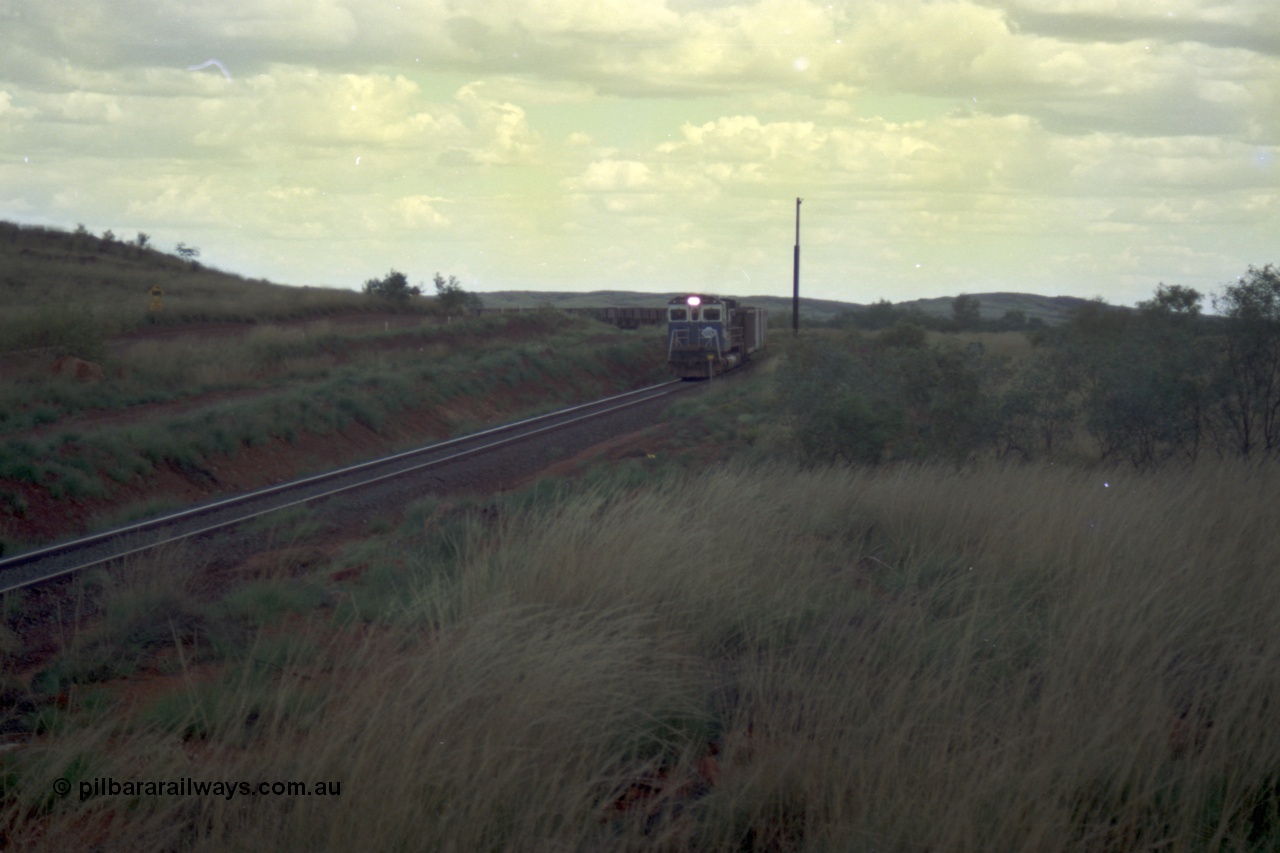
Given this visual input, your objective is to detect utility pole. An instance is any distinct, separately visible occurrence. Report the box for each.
[792,197,802,337]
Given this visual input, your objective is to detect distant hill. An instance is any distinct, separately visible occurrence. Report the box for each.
[477,289,1091,325]
[894,292,1094,325]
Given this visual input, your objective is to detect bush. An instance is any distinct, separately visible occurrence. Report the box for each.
[433,272,482,315]
[1213,265,1280,456]
[876,321,928,349]
[0,302,108,361]
[778,331,1005,464]
[363,270,420,303]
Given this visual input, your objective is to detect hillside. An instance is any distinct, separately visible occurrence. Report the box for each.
[0,221,418,341]
[895,291,1094,324]
[0,219,670,550]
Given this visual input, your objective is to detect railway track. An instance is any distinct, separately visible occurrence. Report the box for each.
[0,379,686,594]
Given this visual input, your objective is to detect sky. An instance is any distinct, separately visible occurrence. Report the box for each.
[1,0,1277,307]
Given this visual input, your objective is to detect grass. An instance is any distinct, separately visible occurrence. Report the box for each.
[7,221,1274,847]
[3,457,1278,851]
[0,221,438,339]
[1,311,666,547]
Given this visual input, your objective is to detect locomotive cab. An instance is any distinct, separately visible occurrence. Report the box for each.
[666,294,765,380]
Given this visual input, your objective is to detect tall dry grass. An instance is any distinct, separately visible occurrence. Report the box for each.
[4,459,1279,851]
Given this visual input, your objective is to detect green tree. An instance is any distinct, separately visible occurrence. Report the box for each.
[1212,265,1280,456]
[776,339,905,465]
[777,333,998,464]
[1049,285,1215,465]
[1082,330,1211,466]
[856,299,901,330]
[994,309,1027,331]
[135,232,150,249]
[994,353,1076,460]
[891,343,996,460]
[433,272,482,314]
[363,269,421,303]
[952,293,981,328]
[1139,283,1202,318]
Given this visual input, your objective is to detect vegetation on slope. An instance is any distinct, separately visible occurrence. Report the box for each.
[777,268,1280,467]
[3,459,1278,851]
[0,221,486,355]
[0,311,665,550]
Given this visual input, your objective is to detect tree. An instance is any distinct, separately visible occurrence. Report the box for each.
[363,269,421,303]
[994,309,1027,331]
[952,293,981,328]
[876,321,927,349]
[1054,288,1213,465]
[135,232,150,249]
[995,353,1077,460]
[856,299,902,330]
[775,339,905,465]
[1212,265,1280,456]
[1139,283,1202,318]
[433,272,482,314]
[1081,330,1211,466]
[102,229,115,242]
[175,242,200,262]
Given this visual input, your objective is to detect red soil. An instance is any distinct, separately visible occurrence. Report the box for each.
[1,314,660,546]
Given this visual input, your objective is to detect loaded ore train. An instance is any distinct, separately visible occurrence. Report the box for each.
[476,296,767,379]
[666,294,767,380]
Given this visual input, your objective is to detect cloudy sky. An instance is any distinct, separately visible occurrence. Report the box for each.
[1,0,1277,306]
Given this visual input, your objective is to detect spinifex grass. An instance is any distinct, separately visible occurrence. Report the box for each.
[4,458,1278,851]
[0,314,665,546]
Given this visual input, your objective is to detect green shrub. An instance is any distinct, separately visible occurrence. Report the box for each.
[0,301,108,361]
[219,580,328,628]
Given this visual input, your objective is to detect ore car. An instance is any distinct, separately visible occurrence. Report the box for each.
[666,294,767,380]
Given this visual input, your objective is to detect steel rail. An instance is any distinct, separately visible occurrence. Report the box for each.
[0,380,683,594]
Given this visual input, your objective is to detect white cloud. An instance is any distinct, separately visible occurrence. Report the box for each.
[58,91,124,123]
[572,159,655,192]
[453,83,540,165]
[395,195,450,229]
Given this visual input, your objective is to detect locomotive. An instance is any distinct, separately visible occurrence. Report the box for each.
[666,294,767,379]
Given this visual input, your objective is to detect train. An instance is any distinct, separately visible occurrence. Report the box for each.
[474,297,768,379]
[666,294,767,380]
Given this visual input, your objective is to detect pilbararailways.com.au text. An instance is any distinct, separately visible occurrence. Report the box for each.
[70,777,341,802]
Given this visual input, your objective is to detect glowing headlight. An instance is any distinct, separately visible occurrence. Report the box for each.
[686,295,701,307]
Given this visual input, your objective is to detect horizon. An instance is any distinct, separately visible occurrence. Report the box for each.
[1,216,1252,313]
[2,1,1276,307]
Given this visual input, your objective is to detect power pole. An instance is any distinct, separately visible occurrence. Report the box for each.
[792,197,802,337]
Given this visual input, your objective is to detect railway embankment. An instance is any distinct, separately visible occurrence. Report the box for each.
[0,312,665,551]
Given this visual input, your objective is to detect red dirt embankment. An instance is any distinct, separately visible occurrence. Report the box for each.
[1,314,664,546]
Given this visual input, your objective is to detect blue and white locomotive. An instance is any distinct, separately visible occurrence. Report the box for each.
[666,294,767,380]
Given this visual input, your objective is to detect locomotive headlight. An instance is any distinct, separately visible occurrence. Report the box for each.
[686,295,701,307]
